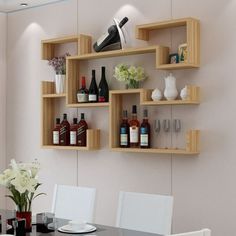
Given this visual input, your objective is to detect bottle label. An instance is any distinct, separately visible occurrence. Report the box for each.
[120,127,128,145]
[53,131,59,144]
[77,125,87,145]
[130,126,139,143]
[140,127,148,146]
[97,32,109,46]
[77,93,88,102]
[89,94,97,102]
[98,96,106,102]
[70,131,77,145]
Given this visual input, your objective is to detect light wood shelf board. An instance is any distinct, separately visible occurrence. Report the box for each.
[41,35,81,44]
[141,100,200,106]
[157,63,199,69]
[111,148,199,155]
[42,93,66,98]
[68,46,158,60]
[41,145,90,151]
[67,102,109,108]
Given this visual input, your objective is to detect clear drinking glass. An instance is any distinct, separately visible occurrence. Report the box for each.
[154,119,161,148]
[163,119,170,149]
[173,119,181,149]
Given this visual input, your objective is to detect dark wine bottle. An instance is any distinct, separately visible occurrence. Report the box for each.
[93,17,129,52]
[140,109,151,148]
[59,113,70,146]
[98,66,109,102]
[120,110,130,148]
[77,113,88,146]
[88,70,98,102]
[52,118,60,145]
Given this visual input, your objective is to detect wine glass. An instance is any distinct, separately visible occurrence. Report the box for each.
[154,119,161,148]
[163,119,170,149]
[173,119,181,149]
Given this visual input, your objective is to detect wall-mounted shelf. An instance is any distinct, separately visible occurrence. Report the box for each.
[41,17,201,154]
[41,34,92,60]
[41,81,100,150]
[109,89,200,155]
[136,17,200,68]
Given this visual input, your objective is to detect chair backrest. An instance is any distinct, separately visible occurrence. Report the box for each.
[168,229,211,236]
[51,184,96,222]
[116,191,173,235]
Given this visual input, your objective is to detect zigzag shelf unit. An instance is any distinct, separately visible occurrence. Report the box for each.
[41,17,201,154]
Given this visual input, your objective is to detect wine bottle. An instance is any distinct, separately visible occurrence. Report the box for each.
[77,113,88,146]
[88,70,98,102]
[98,66,109,102]
[59,114,70,146]
[140,109,151,148]
[129,105,140,148]
[77,76,88,103]
[52,118,60,145]
[120,110,130,148]
[70,118,78,146]
[93,17,129,52]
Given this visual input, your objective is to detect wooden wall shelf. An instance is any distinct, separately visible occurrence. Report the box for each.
[41,34,92,60]
[109,89,200,155]
[41,17,201,154]
[136,17,200,68]
[41,81,100,150]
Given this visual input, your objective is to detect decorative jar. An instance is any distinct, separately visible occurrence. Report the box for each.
[164,73,178,101]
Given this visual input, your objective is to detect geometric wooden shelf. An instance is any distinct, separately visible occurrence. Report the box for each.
[109,89,200,155]
[41,81,100,150]
[41,129,100,151]
[41,34,92,60]
[67,103,109,108]
[66,46,170,106]
[136,17,200,69]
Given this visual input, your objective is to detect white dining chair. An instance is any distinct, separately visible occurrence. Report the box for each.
[116,191,173,235]
[167,229,211,236]
[51,184,96,222]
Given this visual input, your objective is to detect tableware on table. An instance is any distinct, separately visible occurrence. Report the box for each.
[58,224,96,234]
[68,220,86,231]
[163,119,171,149]
[173,119,181,149]
[154,119,161,147]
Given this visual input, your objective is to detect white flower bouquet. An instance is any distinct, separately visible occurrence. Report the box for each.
[114,64,147,88]
[0,159,44,212]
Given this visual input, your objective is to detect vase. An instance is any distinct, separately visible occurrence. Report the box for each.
[16,211,32,232]
[151,88,163,101]
[55,74,66,94]
[126,80,139,89]
[180,85,189,100]
[164,73,178,101]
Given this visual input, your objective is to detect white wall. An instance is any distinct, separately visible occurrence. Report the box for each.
[6,0,236,235]
[0,12,6,207]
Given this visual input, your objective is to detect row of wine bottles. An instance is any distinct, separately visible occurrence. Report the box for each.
[52,113,88,146]
[77,66,109,103]
[120,105,151,148]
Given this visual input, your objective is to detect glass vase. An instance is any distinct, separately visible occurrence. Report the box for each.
[16,211,32,232]
[126,80,139,89]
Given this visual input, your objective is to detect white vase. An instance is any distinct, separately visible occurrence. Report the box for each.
[151,88,163,101]
[55,74,66,94]
[180,86,188,100]
[164,73,178,101]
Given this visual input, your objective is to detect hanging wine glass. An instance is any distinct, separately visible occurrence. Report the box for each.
[154,119,161,148]
[163,119,170,149]
[173,119,181,149]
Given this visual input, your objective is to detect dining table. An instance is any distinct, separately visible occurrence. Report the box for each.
[0,210,162,236]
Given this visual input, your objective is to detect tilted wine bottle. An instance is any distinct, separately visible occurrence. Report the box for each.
[93,17,128,52]
[98,66,109,102]
[88,70,98,102]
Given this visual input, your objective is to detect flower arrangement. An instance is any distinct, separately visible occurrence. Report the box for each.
[48,52,70,75]
[113,64,147,88]
[0,159,44,212]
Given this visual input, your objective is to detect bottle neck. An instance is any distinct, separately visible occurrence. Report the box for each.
[132,113,137,119]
